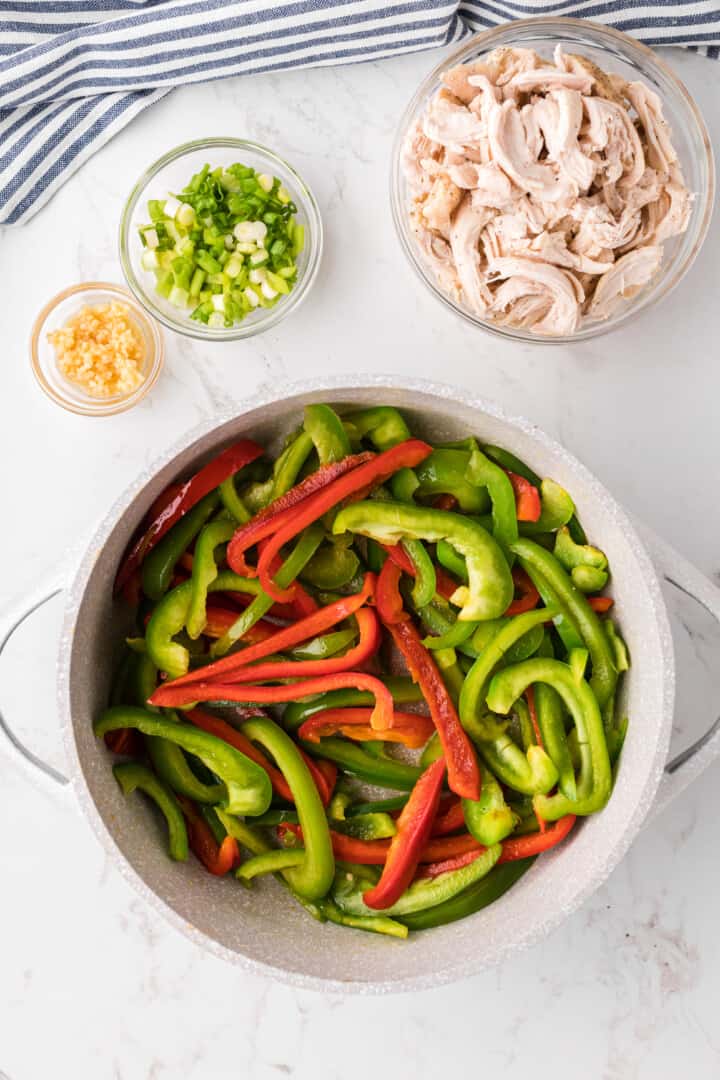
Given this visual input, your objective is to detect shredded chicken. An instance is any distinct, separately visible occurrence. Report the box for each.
[404,44,692,336]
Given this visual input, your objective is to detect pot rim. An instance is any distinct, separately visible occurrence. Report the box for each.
[58,375,675,993]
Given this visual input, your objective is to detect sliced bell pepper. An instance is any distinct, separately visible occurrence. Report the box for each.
[141,491,220,602]
[334,843,502,918]
[383,543,458,602]
[346,406,411,451]
[506,470,542,522]
[299,707,434,749]
[497,814,576,862]
[511,538,617,707]
[303,403,352,464]
[257,441,433,604]
[384,614,481,801]
[177,795,240,875]
[486,657,612,819]
[588,596,614,613]
[116,439,264,593]
[282,675,423,730]
[186,518,236,639]
[156,573,375,690]
[462,761,518,844]
[94,707,272,817]
[376,556,405,625]
[414,449,490,513]
[185,708,294,803]
[505,567,540,615]
[398,858,534,930]
[363,758,446,910]
[337,502,513,622]
[300,737,422,791]
[464,712,558,796]
[150,672,395,731]
[113,762,189,861]
[241,716,335,900]
[226,452,374,575]
[466,448,518,559]
[281,824,486,865]
[431,797,466,836]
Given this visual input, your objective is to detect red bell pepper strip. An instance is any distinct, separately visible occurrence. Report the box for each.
[104,728,141,756]
[376,557,405,625]
[383,615,481,800]
[382,543,457,602]
[497,814,576,862]
[506,470,542,522]
[176,608,380,688]
[177,795,241,875]
[588,596,613,613]
[299,707,434,749]
[160,574,376,691]
[256,440,433,603]
[504,567,540,616]
[149,672,395,730]
[431,797,466,836]
[306,757,337,805]
[363,758,447,910]
[226,452,375,575]
[415,849,484,879]
[115,439,264,593]
[280,824,484,865]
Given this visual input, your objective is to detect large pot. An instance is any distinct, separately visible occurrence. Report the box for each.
[2,377,719,993]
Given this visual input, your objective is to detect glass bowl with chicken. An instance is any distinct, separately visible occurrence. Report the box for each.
[390,18,714,343]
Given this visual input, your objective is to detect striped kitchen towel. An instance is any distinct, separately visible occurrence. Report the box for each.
[1,0,718,225]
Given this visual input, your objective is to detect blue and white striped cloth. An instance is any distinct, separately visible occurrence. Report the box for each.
[1,0,718,225]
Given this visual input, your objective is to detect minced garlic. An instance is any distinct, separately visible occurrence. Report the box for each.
[48,301,146,398]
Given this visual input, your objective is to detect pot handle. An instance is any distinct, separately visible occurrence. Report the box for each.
[636,524,720,821]
[0,579,70,790]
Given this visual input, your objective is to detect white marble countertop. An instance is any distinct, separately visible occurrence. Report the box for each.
[2,42,720,1080]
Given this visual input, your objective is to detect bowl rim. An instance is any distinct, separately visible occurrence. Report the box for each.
[389,17,716,345]
[118,137,324,342]
[29,280,164,416]
[58,374,675,994]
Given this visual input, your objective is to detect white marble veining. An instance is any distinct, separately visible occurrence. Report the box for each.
[1,44,720,1080]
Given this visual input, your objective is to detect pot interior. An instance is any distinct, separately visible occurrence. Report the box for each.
[64,382,673,991]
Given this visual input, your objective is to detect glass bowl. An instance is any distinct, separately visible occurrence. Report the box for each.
[390,18,715,344]
[119,138,323,341]
[30,282,164,416]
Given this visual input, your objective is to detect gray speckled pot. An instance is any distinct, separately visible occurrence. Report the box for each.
[40,378,720,991]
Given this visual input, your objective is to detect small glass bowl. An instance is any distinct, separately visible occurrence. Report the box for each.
[390,18,715,344]
[30,282,164,416]
[119,138,323,341]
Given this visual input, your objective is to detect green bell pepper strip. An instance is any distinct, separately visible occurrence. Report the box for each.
[414,449,490,513]
[422,616,478,652]
[569,647,589,682]
[466,448,518,560]
[523,564,584,654]
[219,475,251,524]
[113,762,188,861]
[459,606,558,727]
[211,524,324,656]
[419,731,442,767]
[387,464,437,609]
[416,599,477,661]
[533,638,577,800]
[331,812,397,841]
[304,404,352,464]
[520,480,575,535]
[470,619,544,663]
[346,406,411,451]
[288,627,357,662]
[300,542,360,590]
[464,712,558,796]
[486,657,612,819]
[186,519,236,639]
[390,467,419,502]
[398,857,534,930]
[434,647,465,705]
[462,761,518,845]
[141,491,219,601]
[320,894,408,939]
[301,736,422,791]
[346,795,408,817]
[482,448,587,544]
[240,716,334,900]
[237,848,306,881]
[272,431,315,499]
[572,565,609,593]
[333,502,513,622]
[146,582,195,678]
[333,844,502,917]
[511,538,617,707]
[435,539,468,583]
[514,698,536,751]
[554,526,607,572]
[605,620,629,673]
[252,809,300,827]
[282,676,424,731]
[95,707,272,817]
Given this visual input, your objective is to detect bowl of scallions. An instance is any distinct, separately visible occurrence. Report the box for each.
[119,138,323,341]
